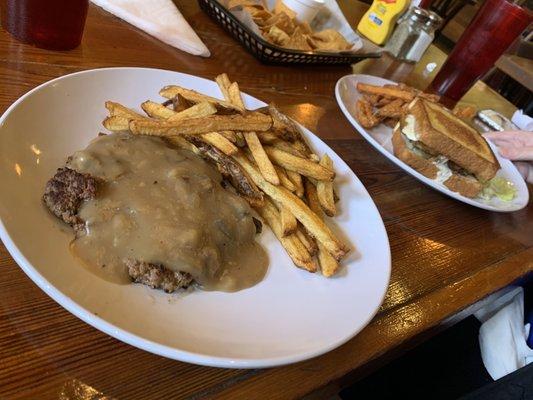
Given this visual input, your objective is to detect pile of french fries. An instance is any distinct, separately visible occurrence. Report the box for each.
[102,73,349,277]
[354,82,440,129]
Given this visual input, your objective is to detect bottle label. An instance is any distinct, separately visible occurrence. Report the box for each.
[369,12,383,26]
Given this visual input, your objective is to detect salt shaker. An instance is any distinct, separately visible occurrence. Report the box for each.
[385,7,436,62]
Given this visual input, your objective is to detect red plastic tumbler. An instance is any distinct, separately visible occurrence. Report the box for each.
[428,0,531,104]
[0,0,88,50]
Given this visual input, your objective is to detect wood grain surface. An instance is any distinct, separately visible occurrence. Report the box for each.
[0,1,531,399]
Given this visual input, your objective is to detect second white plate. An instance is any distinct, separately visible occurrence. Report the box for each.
[335,74,529,212]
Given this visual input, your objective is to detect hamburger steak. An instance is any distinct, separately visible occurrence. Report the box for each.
[43,166,194,292]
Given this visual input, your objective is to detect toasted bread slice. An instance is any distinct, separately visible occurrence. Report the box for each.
[392,126,483,198]
[407,98,499,182]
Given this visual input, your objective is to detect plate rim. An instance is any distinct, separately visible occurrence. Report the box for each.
[334,73,529,213]
[0,67,391,368]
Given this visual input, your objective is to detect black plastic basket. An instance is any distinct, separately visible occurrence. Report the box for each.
[198,0,381,65]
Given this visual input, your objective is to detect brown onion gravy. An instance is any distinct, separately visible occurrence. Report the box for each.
[67,133,268,292]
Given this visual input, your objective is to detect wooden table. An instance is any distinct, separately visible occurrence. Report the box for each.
[0,2,531,399]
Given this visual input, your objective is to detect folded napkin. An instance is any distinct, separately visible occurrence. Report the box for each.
[512,110,533,132]
[91,0,210,57]
[475,287,533,380]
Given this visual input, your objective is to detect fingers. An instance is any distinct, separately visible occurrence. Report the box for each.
[497,146,533,161]
[513,161,533,184]
[484,131,533,146]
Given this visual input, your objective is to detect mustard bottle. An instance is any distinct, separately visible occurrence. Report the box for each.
[357,0,410,45]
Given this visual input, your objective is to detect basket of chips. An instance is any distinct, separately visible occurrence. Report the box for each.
[198,0,381,65]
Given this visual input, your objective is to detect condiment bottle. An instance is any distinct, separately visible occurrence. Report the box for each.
[357,0,410,45]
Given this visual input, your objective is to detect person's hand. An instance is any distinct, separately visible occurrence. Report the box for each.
[484,130,533,184]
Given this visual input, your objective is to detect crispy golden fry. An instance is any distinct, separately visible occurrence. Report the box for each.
[141,101,175,119]
[279,203,298,236]
[129,112,272,137]
[287,170,304,197]
[172,93,194,112]
[234,154,348,260]
[255,200,317,272]
[244,131,280,185]
[316,154,336,217]
[356,83,415,102]
[215,73,232,102]
[165,136,200,154]
[219,130,237,143]
[103,115,130,131]
[105,101,145,119]
[264,146,334,181]
[228,82,246,110]
[418,92,440,103]
[271,139,307,158]
[268,103,300,141]
[274,165,296,192]
[355,98,381,129]
[160,86,244,113]
[376,97,394,107]
[201,132,238,155]
[295,227,317,256]
[376,98,405,119]
[305,179,340,276]
[142,100,217,122]
[363,93,380,105]
[167,102,218,122]
[292,140,310,156]
[256,131,279,144]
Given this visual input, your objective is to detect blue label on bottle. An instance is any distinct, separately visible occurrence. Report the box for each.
[369,13,383,26]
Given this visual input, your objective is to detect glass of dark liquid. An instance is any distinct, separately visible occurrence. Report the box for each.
[428,0,531,105]
[0,0,89,50]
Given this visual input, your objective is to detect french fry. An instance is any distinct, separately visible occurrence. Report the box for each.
[228,82,246,110]
[201,132,238,155]
[215,73,232,102]
[376,98,404,119]
[129,112,272,137]
[295,227,317,256]
[167,102,218,122]
[165,136,200,154]
[141,100,176,119]
[244,131,280,185]
[219,130,237,143]
[234,154,348,260]
[160,86,243,113]
[274,165,296,192]
[316,154,336,217]
[271,139,307,158]
[173,93,194,112]
[278,203,297,236]
[287,170,304,198]
[356,82,415,102]
[105,101,145,119]
[256,131,279,144]
[305,179,340,277]
[255,200,317,272]
[355,98,381,129]
[264,146,334,181]
[103,115,130,131]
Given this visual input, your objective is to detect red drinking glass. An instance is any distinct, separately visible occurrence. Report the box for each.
[0,0,89,50]
[428,0,531,105]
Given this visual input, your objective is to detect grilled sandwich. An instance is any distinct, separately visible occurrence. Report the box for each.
[392,98,500,198]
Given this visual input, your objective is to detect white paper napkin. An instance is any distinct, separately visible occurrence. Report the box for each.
[91,0,210,57]
[512,110,533,132]
[475,287,533,380]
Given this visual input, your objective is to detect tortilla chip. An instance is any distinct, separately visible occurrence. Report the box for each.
[308,29,351,51]
[286,28,312,51]
[265,25,291,46]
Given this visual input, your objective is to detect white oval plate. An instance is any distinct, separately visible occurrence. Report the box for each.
[0,68,391,368]
[335,74,529,212]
